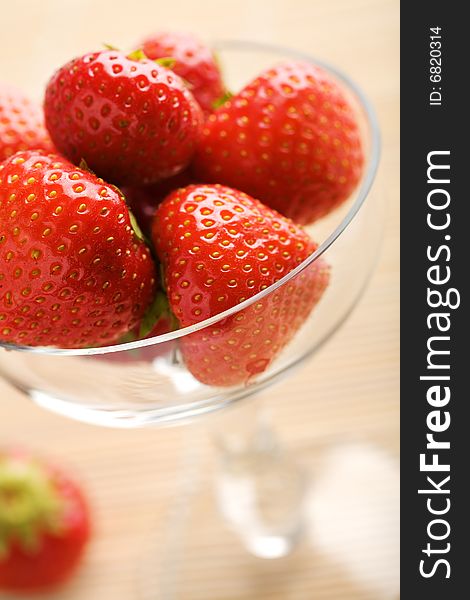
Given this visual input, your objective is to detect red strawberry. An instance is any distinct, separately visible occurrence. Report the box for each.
[0,448,91,593]
[152,184,329,386]
[123,168,194,237]
[44,50,203,186]
[97,292,176,365]
[140,32,225,115]
[0,150,157,348]
[0,84,54,162]
[192,61,364,225]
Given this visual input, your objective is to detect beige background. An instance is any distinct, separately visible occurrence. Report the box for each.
[0,0,399,598]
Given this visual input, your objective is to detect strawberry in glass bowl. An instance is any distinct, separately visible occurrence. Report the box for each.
[0,39,381,591]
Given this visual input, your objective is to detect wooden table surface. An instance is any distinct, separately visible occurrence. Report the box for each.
[0,0,399,598]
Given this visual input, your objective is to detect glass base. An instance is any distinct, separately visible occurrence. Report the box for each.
[137,436,399,600]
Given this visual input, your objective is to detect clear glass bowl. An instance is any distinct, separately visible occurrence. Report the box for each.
[0,40,381,429]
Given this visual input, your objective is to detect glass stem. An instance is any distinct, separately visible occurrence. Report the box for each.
[209,396,308,558]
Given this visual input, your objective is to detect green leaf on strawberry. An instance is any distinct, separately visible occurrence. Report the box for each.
[154,57,177,69]
[139,290,177,339]
[140,31,225,115]
[212,90,233,110]
[128,209,146,243]
[126,48,147,61]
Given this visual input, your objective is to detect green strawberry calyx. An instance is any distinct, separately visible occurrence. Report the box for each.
[139,290,177,339]
[154,57,177,69]
[212,90,233,110]
[0,454,64,559]
[78,157,96,175]
[127,48,147,62]
[128,209,145,243]
[126,48,176,70]
[106,184,146,245]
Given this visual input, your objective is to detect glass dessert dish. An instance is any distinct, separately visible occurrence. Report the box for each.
[0,40,382,596]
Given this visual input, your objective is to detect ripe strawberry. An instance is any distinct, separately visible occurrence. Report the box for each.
[123,168,194,237]
[153,184,329,386]
[0,84,54,162]
[97,292,176,365]
[0,150,157,348]
[192,61,364,225]
[0,448,91,593]
[140,32,225,115]
[44,49,203,186]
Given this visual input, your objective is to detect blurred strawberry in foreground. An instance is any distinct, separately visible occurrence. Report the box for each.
[140,32,225,115]
[123,168,194,237]
[0,448,91,593]
[0,84,54,162]
[153,184,329,386]
[193,61,364,225]
[44,49,203,186]
[0,150,157,348]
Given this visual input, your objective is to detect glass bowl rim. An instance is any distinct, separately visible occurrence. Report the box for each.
[0,39,381,357]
